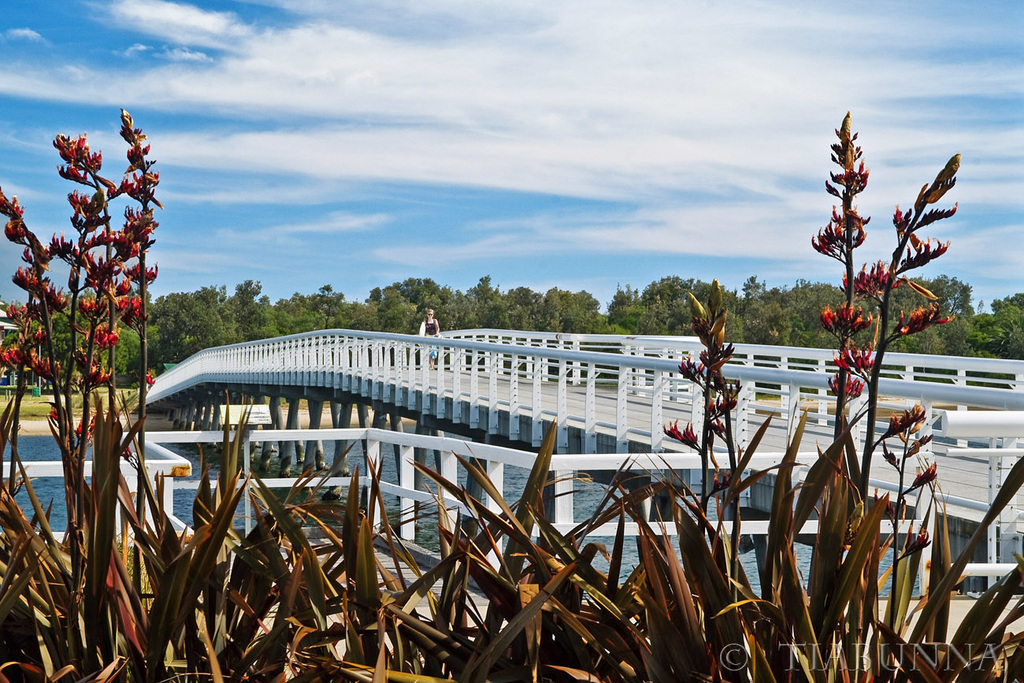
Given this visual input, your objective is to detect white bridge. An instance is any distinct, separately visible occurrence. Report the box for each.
[143,329,1024,581]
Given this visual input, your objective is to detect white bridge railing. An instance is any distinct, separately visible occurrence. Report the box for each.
[149,328,1024,454]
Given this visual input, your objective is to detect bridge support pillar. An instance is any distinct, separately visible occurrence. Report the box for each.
[412,416,441,531]
[181,402,195,430]
[262,396,282,471]
[211,402,222,431]
[370,403,390,473]
[356,403,369,470]
[280,398,301,477]
[464,432,489,505]
[371,404,386,430]
[385,407,403,477]
[414,417,440,491]
[330,401,352,475]
[305,399,325,471]
[199,400,212,431]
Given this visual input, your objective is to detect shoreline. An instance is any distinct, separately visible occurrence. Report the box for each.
[16,420,52,437]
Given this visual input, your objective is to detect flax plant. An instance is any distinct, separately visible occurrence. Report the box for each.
[0,112,157,668]
[813,112,959,497]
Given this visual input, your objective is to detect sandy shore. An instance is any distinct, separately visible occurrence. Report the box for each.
[13,410,178,437]
[15,420,53,437]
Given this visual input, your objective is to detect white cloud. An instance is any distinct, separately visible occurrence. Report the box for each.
[160,46,211,62]
[105,0,249,49]
[214,212,389,245]
[3,28,45,42]
[123,42,151,56]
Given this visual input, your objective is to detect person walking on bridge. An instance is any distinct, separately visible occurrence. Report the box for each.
[418,309,442,369]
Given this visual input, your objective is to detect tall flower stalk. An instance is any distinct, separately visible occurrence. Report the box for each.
[813,112,958,498]
[663,279,744,588]
[876,404,936,628]
[0,111,159,636]
[115,110,161,587]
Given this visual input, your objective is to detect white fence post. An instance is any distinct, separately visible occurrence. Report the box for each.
[585,362,597,453]
[532,356,543,447]
[400,443,416,541]
[488,351,499,434]
[470,350,480,429]
[509,354,521,441]
[650,369,665,452]
[616,367,629,452]
[557,359,568,452]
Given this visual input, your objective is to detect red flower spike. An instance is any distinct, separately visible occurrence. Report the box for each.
[892,205,914,236]
[711,471,732,495]
[820,303,872,337]
[677,359,705,384]
[895,305,952,337]
[851,261,894,300]
[900,527,931,560]
[94,326,120,350]
[905,463,937,493]
[0,190,26,220]
[882,441,898,468]
[915,204,958,232]
[874,494,897,522]
[899,238,950,273]
[833,347,874,377]
[828,374,865,399]
[664,420,700,451]
[882,405,927,440]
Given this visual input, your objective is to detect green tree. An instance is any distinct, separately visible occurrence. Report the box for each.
[312,284,349,329]
[785,279,843,348]
[505,286,543,331]
[606,285,644,334]
[738,277,791,345]
[464,276,509,329]
[636,277,738,337]
[982,299,1024,358]
[366,284,418,333]
[229,280,272,341]
[150,286,237,365]
[536,288,603,333]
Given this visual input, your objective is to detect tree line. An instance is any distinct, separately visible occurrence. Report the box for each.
[145,274,1024,371]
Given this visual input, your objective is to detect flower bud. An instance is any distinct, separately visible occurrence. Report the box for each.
[709,279,722,314]
[934,153,960,184]
[687,291,706,321]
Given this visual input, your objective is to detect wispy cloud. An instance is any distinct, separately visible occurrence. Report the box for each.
[105,0,249,49]
[159,46,211,62]
[216,211,390,246]
[122,42,151,57]
[2,28,46,43]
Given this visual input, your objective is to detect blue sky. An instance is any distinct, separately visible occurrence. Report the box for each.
[0,0,1021,312]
